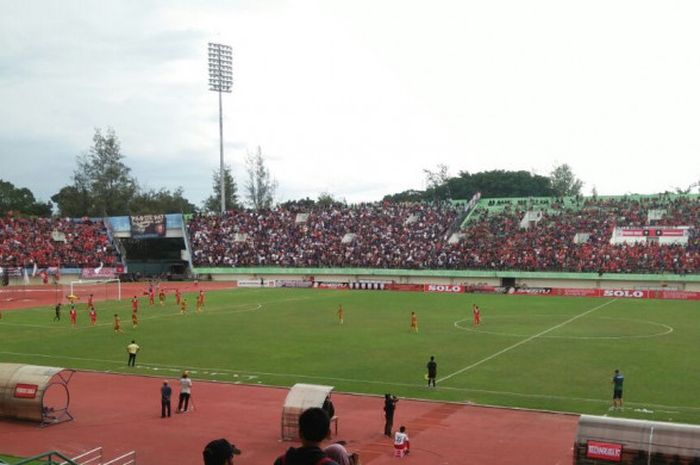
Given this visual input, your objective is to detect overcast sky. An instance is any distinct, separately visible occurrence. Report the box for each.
[1,0,699,207]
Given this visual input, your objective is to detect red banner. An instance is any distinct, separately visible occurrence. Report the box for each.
[14,383,38,399]
[386,283,424,292]
[423,284,465,293]
[553,288,599,297]
[586,441,622,462]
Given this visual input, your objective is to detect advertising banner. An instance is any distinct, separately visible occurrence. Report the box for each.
[350,282,387,290]
[386,283,424,292]
[130,214,167,239]
[275,280,314,288]
[80,267,118,279]
[14,383,38,399]
[313,282,349,290]
[423,284,465,293]
[586,441,622,462]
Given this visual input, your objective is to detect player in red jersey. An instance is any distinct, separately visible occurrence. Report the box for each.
[87,294,95,310]
[148,288,155,305]
[69,306,77,327]
[89,308,97,326]
[472,304,481,326]
[131,296,139,313]
[175,288,182,306]
[196,290,205,313]
[131,310,139,328]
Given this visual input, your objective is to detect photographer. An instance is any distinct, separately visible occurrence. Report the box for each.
[383,394,399,437]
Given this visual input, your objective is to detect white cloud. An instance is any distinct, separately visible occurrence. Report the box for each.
[1,0,699,206]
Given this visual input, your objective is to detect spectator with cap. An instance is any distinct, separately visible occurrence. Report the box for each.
[203,439,241,465]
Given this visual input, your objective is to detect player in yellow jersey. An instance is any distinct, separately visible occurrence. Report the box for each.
[337,304,344,325]
[180,298,188,314]
[410,312,418,333]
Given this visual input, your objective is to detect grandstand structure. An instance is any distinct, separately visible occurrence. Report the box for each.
[1,193,699,293]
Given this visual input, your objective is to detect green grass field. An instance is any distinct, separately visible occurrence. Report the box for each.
[2,288,700,424]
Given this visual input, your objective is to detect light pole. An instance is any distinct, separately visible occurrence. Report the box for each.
[208,42,233,215]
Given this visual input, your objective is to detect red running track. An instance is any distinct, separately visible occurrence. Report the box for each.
[0,371,577,465]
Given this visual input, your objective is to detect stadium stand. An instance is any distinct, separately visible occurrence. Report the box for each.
[187,195,700,274]
[0,214,119,268]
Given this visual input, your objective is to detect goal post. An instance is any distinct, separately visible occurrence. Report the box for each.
[67,279,122,302]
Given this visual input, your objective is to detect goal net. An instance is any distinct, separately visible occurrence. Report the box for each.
[66,279,122,302]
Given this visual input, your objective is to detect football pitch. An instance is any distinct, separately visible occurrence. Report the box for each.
[2,287,700,424]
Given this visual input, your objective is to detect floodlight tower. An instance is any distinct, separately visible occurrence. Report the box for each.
[208,42,233,215]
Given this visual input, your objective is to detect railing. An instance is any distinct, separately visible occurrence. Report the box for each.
[59,447,102,465]
[13,451,78,465]
[103,451,135,465]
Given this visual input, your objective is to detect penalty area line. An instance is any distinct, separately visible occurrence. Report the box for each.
[438,299,618,384]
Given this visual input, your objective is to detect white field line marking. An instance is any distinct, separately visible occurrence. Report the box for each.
[3,349,700,414]
[452,317,674,340]
[438,299,618,383]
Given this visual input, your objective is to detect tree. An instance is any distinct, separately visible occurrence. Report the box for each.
[54,128,138,216]
[129,187,197,214]
[423,164,451,201]
[51,185,91,217]
[0,179,52,216]
[317,192,345,208]
[244,146,277,210]
[203,164,240,212]
[549,163,583,197]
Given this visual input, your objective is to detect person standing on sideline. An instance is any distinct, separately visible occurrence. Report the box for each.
[612,369,624,410]
[393,426,410,457]
[161,381,172,418]
[427,356,437,388]
[127,340,140,367]
[383,394,399,437]
[53,303,62,321]
[202,439,242,465]
[337,304,344,325]
[410,312,418,333]
[177,371,193,413]
[273,407,340,465]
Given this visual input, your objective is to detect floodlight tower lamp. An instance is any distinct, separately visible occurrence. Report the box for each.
[207,42,233,215]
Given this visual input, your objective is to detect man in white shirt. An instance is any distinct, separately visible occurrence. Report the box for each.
[126,340,140,367]
[177,371,193,413]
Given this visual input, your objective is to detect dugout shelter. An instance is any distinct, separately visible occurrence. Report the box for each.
[281,383,336,441]
[574,415,700,464]
[0,363,75,427]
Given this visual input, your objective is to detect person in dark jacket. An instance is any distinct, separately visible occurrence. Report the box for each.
[161,381,172,418]
[427,356,437,388]
[383,394,399,437]
[274,407,340,465]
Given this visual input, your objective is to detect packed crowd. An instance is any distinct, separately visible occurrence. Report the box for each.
[0,214,119,268]
[188,202,459,269]
[188,196,700,274]
[450,196,700,274]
